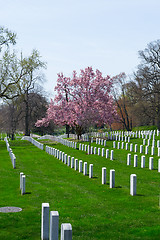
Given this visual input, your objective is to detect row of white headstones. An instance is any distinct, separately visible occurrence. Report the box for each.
[21,136,44,150]
[4,137,26,195]
[45,145,136,195]
[41,203,72,240]
[46,146,93,178]
[94,138,160,171]
[4,137,16,169]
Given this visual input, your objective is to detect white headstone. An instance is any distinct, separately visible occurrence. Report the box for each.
[134,144,137,153]
[126,143,128,150]
[75,159,78,171]
[67,156,71,166]
[151,146,154,155]
[101,148,104,157]
[149,157,153,170]
[127,153,131,165]
[134,155,138,167]
[141,155,145,168]
[79,160,83,173]
[71,157,74,168]
[61,223,72,240]
[90,146,93,154]
[130,174,137,196]
[130,144,133,152]
[110,150,113,160]
[50,211,59,240]
[106,149,109,158]
[158,148,160,157]
[83,162,87,176]
[89,164,93,178]
[145,145,148,155]
[20,172,24,190]
[102,167,106,184]
[98,148,101,156]
[21,175,25,195]
[158,159,160,173]
[41,203,49,240]
[110,169,115,188]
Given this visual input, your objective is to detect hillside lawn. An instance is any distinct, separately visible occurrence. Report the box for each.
[0,136,160,239]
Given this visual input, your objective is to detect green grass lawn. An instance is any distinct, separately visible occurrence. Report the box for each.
[0,136,160,239]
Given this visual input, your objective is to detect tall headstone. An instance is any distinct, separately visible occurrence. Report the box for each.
[141,155,145,168]
[110,169,115,188]
[134,155,138,167]
[83,162,87,176]
[41,203,49,240]
[79,160,83,173]
[102,167,106,184]
[158,159,160,173]
[21,175,25,195]
[89,164,93,178]
[127,154,131,165]
[50,211,59,240]
[90,146,93,154]
[110,150,113,160]
[140,145,143,154]
[98,148,101,156]
[106,149,109,158]
[158,148,160,157]
[130,174,137,196]
[130,144,133,152]
[149,157,153,170]
[134,144,137,153]
[151,146,154,155]
[71,157,74,168]
[145,145,148,155]
[101,148,104,157]
[75,159,78,171]
[20,172,24,190]
[61,223,72,240]
[126,143,128,150]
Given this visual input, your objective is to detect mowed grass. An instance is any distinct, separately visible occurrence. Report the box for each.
[0,136,160,240]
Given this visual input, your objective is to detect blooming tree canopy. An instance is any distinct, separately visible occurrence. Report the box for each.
[36,67,117,138]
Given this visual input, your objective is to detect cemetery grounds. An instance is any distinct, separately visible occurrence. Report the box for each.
[0,131,160,239]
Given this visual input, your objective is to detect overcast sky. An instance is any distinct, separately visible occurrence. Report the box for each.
[0,0,160,96]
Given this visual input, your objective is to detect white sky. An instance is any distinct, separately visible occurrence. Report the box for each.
[0,0,160,96]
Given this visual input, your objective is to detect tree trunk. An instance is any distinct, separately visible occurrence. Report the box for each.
[66,124,70,138]
[25,90,30,136]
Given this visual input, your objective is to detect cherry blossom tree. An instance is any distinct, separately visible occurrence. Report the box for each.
[36,67,118,139]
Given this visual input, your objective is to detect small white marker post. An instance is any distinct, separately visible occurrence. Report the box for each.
[102,167,106,184]
[130,174,137,196]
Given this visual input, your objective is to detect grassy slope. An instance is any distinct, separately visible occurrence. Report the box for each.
[0,136,160,239]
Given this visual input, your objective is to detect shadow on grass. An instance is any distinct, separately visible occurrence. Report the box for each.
[25,192,32,195]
